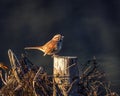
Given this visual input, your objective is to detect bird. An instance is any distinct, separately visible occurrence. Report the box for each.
[24,34,64,56]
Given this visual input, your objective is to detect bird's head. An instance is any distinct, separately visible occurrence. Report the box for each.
[52,34,64,41]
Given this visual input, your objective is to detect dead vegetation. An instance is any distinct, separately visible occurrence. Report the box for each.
[0,49,118,96]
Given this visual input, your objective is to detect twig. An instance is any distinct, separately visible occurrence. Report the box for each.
[66,63,76,69]
[67,79,78,94]
[0,70,7,85]
[8,49,21,83]
[33,67,44,96]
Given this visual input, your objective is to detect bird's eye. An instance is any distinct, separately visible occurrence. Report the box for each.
[54,37,59,40]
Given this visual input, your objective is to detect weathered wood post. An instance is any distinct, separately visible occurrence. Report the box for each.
[53,56,79,96]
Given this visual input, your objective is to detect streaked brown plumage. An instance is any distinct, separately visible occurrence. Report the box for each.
[24,34,64,56]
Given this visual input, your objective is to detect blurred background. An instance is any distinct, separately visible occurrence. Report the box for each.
[0,0,120,94]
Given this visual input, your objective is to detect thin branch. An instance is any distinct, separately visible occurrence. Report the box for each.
[0,70,7,85]
[8,49,21,83]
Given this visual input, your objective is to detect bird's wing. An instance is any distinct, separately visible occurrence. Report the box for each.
[43,40,57,54]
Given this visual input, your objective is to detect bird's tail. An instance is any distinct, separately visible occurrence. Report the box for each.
[24,46,44,51]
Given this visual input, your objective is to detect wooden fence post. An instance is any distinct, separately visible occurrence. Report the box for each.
[53,56,79,96]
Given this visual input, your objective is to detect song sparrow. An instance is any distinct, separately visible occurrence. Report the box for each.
[25,34,64,56]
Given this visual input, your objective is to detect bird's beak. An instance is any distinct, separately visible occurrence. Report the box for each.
[62,36,64,38]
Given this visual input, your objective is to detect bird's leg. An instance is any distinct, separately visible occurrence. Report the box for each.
[43,54,46,56]
[51,54,59,58]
